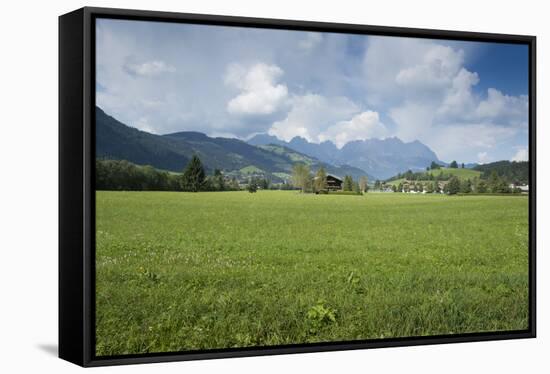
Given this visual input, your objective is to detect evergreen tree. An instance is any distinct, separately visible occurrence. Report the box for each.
[181,155,206,192]
[430,161,441,170]
[450,160,458,168]
[426,182,434,193]
[447,176,460,195]
[259,178,270,190]
[246,178,258,193]
[460,179,472,193]
[374,179,381,191]
[488,170,501,193]
[343,175,354,191]
[397,182,404,192]
[476,179,488,193]
[229,177,240,191]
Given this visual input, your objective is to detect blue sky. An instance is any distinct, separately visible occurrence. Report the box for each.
[96,18,529,164]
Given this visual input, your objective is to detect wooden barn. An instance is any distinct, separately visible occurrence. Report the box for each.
[326,174,343,191]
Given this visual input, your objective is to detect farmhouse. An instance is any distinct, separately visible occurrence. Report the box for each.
[510,183,529,193]
[326,174,343,191]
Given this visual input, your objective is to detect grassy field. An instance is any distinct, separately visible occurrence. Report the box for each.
[387,167,482,186]
[95,191,529,356]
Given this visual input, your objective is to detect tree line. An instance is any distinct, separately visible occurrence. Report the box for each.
[388,169,458,182]
[291,163,367,194]
[393,171,521,195]
[96,157,241,192]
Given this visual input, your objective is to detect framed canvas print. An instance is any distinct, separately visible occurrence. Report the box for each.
[59,7,536,367]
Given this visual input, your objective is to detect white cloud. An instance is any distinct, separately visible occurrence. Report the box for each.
[366,36,528,161]
[390,102,435,142]
[511,148,528,162]
[477,152,489,164]
[299,33,323,51]
[396,44,464,90]
[225,63,288,116]
[319,111,388,148]
[436,68,480,121]
[426,123,518,163]
[476,88,529,123]
[268,94,359,142]
[123,60,176,77]
[95,19,528,162]
[134,117,157,134]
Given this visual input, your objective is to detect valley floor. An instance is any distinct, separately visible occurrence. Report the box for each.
[95,191,529,356]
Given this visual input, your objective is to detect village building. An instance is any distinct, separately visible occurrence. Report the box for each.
[509,183,529,193]
[326,174,343,191]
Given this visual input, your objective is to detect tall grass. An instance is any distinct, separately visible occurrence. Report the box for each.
[95,191,529,355]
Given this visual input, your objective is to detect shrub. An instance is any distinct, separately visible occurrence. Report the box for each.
[307,301,337,333]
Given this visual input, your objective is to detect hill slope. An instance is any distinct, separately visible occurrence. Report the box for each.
[386,167,482,186]
[474,161,529,184]
[96,107,371,181]
[96,107,190,172]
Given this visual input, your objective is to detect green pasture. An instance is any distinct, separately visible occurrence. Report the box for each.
[387,167,481,186]
[95,190,529,356]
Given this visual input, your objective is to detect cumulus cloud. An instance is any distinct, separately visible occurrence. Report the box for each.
[476,88,529,124]
[396,44,464,90]
[267,94,359,142]
[225,63,289,116]
[319,111,388,148]
[511,148,528,162]
[365,36,528,161]
[96,19,528,162]
[425,123,518,163]
[123,59,176,77]
[436,68,480,121]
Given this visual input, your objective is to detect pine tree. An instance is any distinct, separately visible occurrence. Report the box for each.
[181,155,206,192]
[447,176,460,195]
[430,161,441,170]
[246,177,258,193]
[343,175,354,191]
[460,179,472,193]
[426,182,434,193]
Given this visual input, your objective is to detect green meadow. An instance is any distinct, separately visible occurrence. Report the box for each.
[95,191,529,356]
[387,167,482,186]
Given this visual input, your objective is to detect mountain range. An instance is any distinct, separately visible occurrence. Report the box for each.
[97,106,445,181]
[96,107,371,182]
[248,133,441,180]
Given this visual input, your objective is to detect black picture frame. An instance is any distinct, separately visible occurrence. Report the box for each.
[59,6,537,367]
